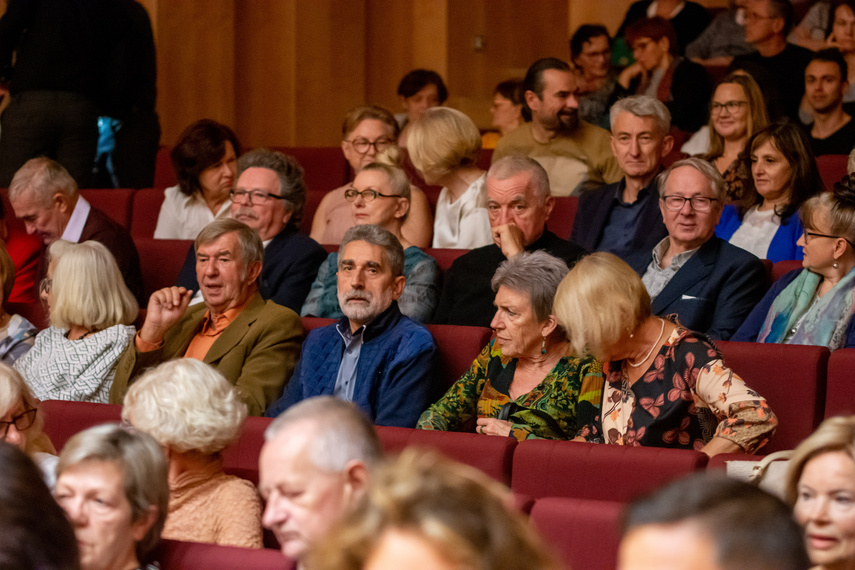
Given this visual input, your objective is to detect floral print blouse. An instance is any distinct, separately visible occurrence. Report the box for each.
[577,327,777,453]
[418,339,604,441]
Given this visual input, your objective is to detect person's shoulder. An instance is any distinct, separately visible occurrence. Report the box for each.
[495,123,534,152]
[574,120,612,144]
[447,243,502,272]
[710,237,765,269]
[387,315,436,350]
[785,43,814,60]
[214,473,261,505]
[578,181,620,206]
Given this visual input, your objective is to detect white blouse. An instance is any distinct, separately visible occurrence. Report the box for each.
[728,206,779,260]
[154,185,232,240]
[432,174,492,249]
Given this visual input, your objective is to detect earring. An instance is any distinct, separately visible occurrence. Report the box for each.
[835,261,840,269]
[541,336,547,355]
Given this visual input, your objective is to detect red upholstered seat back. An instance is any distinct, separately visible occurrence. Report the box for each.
[150,539,292,569]
[153,145,177,188]
[222,415,274,485]
[40,400,123,451]
[826,348,855,418]
[548,196,578,240]
[511,440,707,501]
[130,187,166,238]
[530,497,623,570]
[816,154,849,190]
[270,147,349,194]
[424,247,468,274]
[134,238,194,299]
[424,324,491,392]
[79,188,134,229]
[717,341,828,453]
[771,259,804,283]
[375,426,516,485]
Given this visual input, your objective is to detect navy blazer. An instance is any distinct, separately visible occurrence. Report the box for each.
[571,179,667,274]
[643,237,768,340]
[176,225,326,313]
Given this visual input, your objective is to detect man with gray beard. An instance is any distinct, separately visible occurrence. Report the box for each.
[265,224,436,427]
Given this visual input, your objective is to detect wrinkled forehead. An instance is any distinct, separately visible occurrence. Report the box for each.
[339,240,389,271]
[487,171,539,204]
[665,166,716,197]
[236,166,281,196]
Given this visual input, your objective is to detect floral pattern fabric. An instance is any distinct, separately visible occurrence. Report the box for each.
[417,338,604,441]
[706,155,749,203]
[578,327,776,453]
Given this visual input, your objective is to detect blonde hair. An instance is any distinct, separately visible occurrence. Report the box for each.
[0,242,15,307]
[308,449,559,570]
[785,416,855,505]
[47,240,138,331]
[407,107,482,181]
[122,359,247,456]
[553,252,651,358]
[0,363,51,455]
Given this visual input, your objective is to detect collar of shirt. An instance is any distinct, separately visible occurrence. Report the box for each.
[650,236,700,271]
[334,301,402,343]
[60,195,91,243]
[199,295,253,337]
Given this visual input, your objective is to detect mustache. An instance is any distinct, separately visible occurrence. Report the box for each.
[341,290,373,303]
[233,207,258,220]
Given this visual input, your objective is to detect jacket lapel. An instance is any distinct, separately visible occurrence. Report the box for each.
[203,293,265,364]
[651,238,718,314]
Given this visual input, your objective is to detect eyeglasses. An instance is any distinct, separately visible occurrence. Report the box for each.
[744,11,777,22]
[344,188,399,202]
[711,100,748,114]
[345,137,395,155]
[39,278,51,296]
[661,195,719,212]
[230,189,288,206]
[0,408,36,439]
[803,231,855,247]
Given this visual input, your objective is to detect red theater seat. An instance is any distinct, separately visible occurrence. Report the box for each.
[424,324,491,392]
[80,188,134,229]
[134,238,194,298]
[270,147,349,194]
[717,341,828,453]
[511,440,707,502]
[425,247,469,274]
[151,539,292,569]
[222,415,274,485]
[153,145,177,188]
[826,348,855,418]
[530,497,623,570]
[817,154,848,190]
[375,426,516,485]
[771,259,803,283]
[8,301,48,330]
[41,400,123,451]
[131,187,166,238]
[302,189,326,234]
[549,196,578,240]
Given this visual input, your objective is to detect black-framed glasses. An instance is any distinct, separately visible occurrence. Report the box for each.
[0,408,36,439]
[711,100,748,114]
[661,195,719,212]
[345,137,395,155]
[230,189,288,206]
[344,188,399,202]
[804,231,855,247]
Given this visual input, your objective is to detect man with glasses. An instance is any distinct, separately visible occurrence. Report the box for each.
[176,149,326,312]
[640,158,766,340]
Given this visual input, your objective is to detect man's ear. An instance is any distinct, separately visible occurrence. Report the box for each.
[543,195,555,220]
[246,260,263,284]
[524,89,541,111]
[660,135,675,159]
[54,192,71,213]
[771,16,785,35]
[390,275,406,300]
[342,460,371,505]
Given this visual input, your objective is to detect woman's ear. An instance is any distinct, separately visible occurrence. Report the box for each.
[541,314,559,338]
[394,197,410,220]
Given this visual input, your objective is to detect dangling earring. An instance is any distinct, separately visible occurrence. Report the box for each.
[541,336,547,355]
[834,261,840,269]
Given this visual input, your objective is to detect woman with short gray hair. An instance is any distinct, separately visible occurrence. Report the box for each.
[418,251,603,440]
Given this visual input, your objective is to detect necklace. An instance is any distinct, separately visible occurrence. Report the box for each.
[627,318,665,368]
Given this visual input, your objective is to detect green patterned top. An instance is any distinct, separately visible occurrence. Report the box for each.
[417,339,604,441]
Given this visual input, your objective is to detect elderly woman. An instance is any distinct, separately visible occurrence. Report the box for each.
[0,363,57,487]
[554,252,777,456]
[15,240,138,403]
[716,121,824,262]
[418,251,603,441]
[734,180,855,348]
[122,358,262,549]
[302,156,439,323]
[55,424,168,570]
[408,107,493,250]
[0,242,36,364]
[310,105,433,248]
[786,416,855,570]
[154,119,240,240]
[309,449,559,570]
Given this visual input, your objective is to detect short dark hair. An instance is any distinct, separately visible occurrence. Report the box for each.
[236,148,307,227]
[767,0,795,35]
[494,79,524,106]
[170,119,241,197]
[570,24,611,61]
[622,473,811,570]
[809,47,849,83]
[522,57,571,120]
[625,17,678,55]
[397,69,448,103]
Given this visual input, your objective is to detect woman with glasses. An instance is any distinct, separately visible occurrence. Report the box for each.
[15,240,137,403]
[703,73,769,203]
[407,107,493,249]
[302,150,439,323]
[716,121,824,262]
[0,362,57,488]
[154,119,240,240]
[734,178,855,348]
[310,105,433,248]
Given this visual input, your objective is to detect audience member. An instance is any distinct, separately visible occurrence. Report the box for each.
[419,251,603,441]
[493,58,622,196]
[824,0,855,104]
[310,105,433,248]
[704,72,770,202]
[735,180,855,348]
[789,0,833,51]
[56,424,168,570]
[8,157,144,303]
[731,0,813,121]
[616,0,711,55]
[396,69,447,148]
[309,449,560,570]
[0,442,78,570]
[122,359,262,548]
[0,363,56,487]
[408,107,492,249]
[716,121,823,262]
[154,119,240,240]
[15,240,137,404]
[111,219,303,416]
[302,157,439,323]
[555,252,777,455]
[638,158,766,339]
[434,156,586,327]
[686,0,754,66]
[571,24,619,129]
[619,17,712,133]
[483,79,524,148]
[571,95,673,273]
[802,49,855,156]
[619,473,810,570]
[786,415,855,570]
[259,397,382,564]
[0,242,35,363]
[176,148,327,312]
[269,225,435,426]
